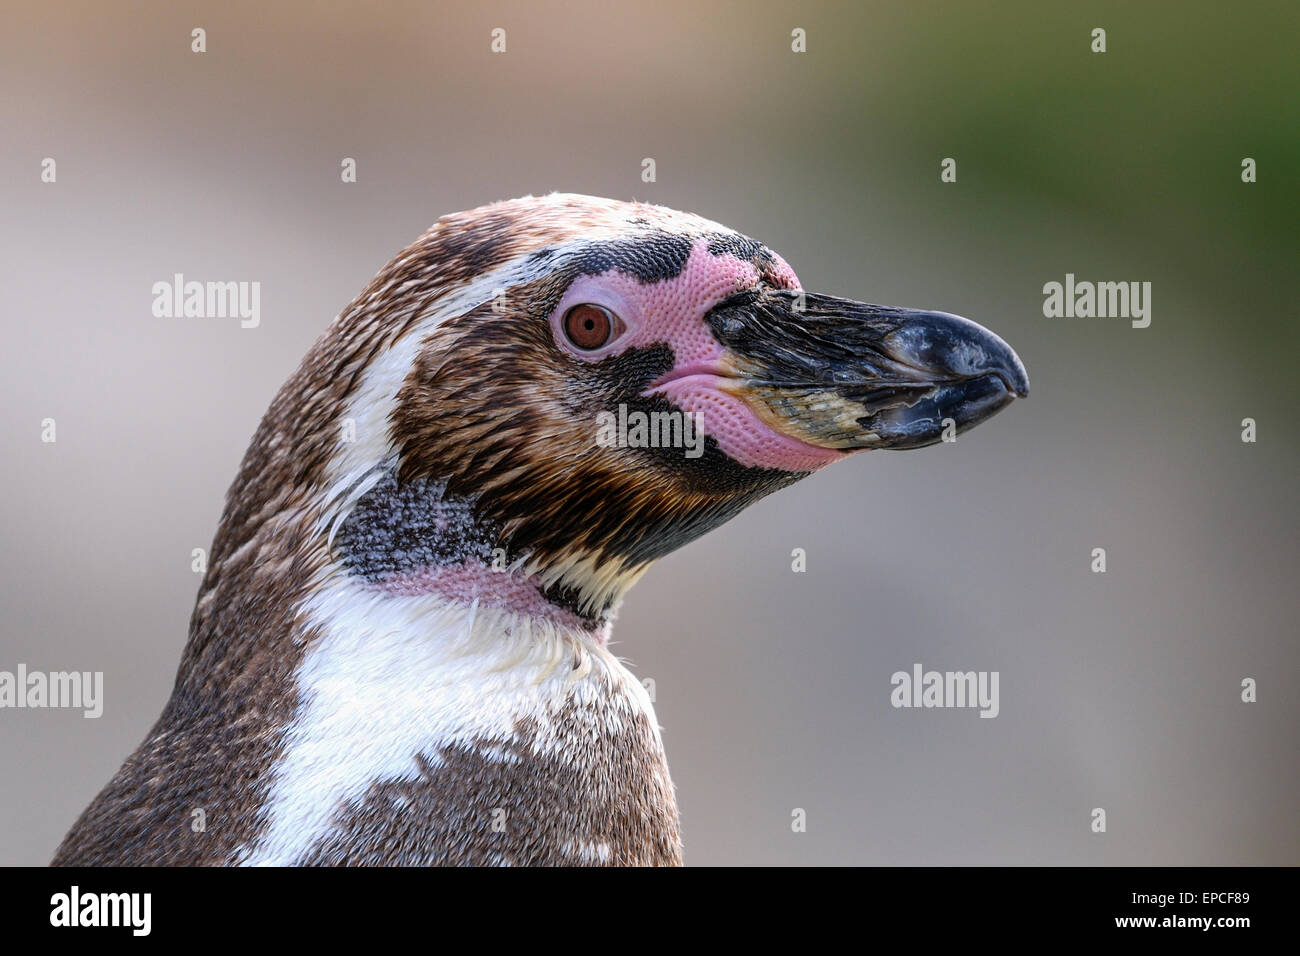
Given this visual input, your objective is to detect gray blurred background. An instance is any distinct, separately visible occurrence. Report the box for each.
[2,1,1296,865]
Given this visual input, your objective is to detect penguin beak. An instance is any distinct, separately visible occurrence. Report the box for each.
[708,290,1029,450]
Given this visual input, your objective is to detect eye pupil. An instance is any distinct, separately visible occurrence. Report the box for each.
[563,303,617,350]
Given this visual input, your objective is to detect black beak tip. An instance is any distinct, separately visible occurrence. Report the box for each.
[997,353,1030,399]
[863,310,1029,449]
[911,309,1029,400]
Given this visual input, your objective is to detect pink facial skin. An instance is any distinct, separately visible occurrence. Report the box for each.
[550,239,848,473]
[378,561,607,636]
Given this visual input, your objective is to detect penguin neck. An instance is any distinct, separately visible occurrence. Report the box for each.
[189,462,656,865]
[328,466,612,636]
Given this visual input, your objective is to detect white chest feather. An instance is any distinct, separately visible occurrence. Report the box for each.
[236,578,660,866]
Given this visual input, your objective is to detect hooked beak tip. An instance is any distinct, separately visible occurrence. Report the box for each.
[997,357,1030,399]
[879,308,1028,396]
[860,309,1028,449]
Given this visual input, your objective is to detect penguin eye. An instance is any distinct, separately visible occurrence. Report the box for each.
[563,303,620,351]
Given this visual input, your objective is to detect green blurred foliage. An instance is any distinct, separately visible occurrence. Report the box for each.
[808,1,1298,352]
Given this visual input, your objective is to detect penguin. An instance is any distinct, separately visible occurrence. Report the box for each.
[52,193,1028,866]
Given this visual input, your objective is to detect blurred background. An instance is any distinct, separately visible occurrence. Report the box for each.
[2,1,1296,865]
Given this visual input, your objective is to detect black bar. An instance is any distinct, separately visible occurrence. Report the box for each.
[4,866,1287,940]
